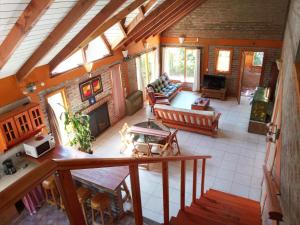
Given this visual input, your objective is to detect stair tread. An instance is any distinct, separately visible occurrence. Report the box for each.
[174,210,226,225]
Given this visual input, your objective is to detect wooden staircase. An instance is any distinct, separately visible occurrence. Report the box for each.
[170,189,262,225]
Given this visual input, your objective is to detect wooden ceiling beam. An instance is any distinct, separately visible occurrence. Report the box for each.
[16,0,97,81]
[49,0,129,71]
[116,0,183,49]
[0,0,53,69]
[151,0,206,37]
[100,34,112,54]
[134,0,194,43]
[118,22,128,37]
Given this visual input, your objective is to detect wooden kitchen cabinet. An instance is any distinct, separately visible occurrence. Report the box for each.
[0,102,45,152]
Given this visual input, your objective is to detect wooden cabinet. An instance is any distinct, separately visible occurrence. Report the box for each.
[0,103,45,152]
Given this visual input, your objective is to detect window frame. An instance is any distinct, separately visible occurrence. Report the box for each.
[162,46,199,83]
[215,48,233,75]
[252,52,264,67]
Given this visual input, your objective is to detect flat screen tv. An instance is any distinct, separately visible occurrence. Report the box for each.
[203,74,226,90]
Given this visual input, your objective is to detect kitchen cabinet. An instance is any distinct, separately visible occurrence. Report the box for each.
[0,103,45,152]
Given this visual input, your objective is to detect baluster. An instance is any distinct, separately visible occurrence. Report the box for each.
[201,158,206,197]
[55,170,86,225]
[180,160,186,210]
[162,162,169,225]
[192,159,197,202]
[129,164,143,225]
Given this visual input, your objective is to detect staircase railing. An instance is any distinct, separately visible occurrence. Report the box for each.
[0,154,211,225]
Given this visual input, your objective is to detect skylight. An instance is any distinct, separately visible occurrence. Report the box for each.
[52,50,83,74]
[85,37,110,63]
[104,23,125,49]
[124,8,140,26]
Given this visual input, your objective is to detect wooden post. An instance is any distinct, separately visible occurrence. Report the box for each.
[192,159,197,202]
[201,159,206,197]
[129,164,143,225]
[162,162,169,225]
[180,160,186,210]
[54,170,86,225]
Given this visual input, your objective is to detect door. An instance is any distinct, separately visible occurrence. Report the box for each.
[237,52,246,104]
[111,64,125,118]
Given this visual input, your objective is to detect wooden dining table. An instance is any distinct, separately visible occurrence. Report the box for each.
[71,166,129,218]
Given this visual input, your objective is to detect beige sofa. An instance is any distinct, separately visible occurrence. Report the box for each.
[154,104,221,137]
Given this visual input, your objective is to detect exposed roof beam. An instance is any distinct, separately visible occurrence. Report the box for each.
[0,0,53,69]
[16,0,97,81]
[49,0,146,71]
[126,0,157,33]
[134,0,194,42]
[151,0,206,37]
[115,0,182,49]
[100,34,112,54]
[118,22,128,37]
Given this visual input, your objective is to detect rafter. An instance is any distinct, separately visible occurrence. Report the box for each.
[118,22,128,37]
[126,0,157,33]
[0,0,53,69]
[16,0,97,81]
[100,34,112,54]
[49,0,147,72]
[115,0,183,49]
[134,0,193,42]
[151,0,206,37]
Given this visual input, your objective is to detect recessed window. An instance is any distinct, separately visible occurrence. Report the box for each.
[85,37,110,63]
[215,48,233,74]
[52,50,84,74]
[104,23,125,49]
[252,52,264,67]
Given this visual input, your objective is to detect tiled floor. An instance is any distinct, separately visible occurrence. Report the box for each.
[91,91,266,223]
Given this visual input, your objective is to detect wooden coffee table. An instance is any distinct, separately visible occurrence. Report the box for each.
[191,98,210,110]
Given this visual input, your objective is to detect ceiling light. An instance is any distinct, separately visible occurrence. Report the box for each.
[178,36,185,44]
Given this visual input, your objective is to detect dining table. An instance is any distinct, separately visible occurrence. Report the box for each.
[71,166,129,218]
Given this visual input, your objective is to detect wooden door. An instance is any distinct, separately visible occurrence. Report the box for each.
[28,106,45,130]
[0,118,20,146]
[14,111,33,136]
[111,64,126,118]
[237,51,245,104]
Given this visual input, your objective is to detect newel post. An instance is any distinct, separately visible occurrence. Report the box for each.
[129,164,143,225]
[55,170,86,225]
[162,161,169,225]
[201,158,206,197]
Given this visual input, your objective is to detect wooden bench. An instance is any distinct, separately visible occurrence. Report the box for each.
[154,104,221,137]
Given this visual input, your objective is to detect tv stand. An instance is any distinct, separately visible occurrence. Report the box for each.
[202,87,227,100]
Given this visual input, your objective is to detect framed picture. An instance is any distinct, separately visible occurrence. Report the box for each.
[79,75,103,102]
[91,77,103,96]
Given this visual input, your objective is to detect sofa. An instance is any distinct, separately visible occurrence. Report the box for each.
[125,90,143,115]
[154,104,221,137]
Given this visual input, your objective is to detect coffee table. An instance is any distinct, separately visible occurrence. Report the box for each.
[191,98,210,110]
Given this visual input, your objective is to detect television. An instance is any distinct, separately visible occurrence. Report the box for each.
[203,74,226,90]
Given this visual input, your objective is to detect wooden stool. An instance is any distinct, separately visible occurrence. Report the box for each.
[120,181,131,203]
[77,187,91,225]
[42,176,59,207]
[91,193,113,225]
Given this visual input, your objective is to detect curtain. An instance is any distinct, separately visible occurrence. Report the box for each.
[162,47,168,74]
[153,49,160,79]
[136,57,144,91]
[111,64,125,117]
[193,49,201,92]
[46,103,62,145]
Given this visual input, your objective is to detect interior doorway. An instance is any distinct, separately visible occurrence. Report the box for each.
[237,51,265,104]
[46,89,69,145]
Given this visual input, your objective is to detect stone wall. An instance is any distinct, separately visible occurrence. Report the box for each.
[278,0,300,224]
[162,0,289,40]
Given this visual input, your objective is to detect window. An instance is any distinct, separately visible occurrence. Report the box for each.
[104,23,125,49]
[85,37,110,63]
[163,47,198,82]
[52,50,84,74]
[215,48,233,74]
[252,52,264,67]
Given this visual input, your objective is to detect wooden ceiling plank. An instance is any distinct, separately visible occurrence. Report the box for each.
[49,0,147,71]
[134,0,194,43]
[152,0,207,37]
[116,0,183,49]
[126,0,156,33]
[16,0,98,81]
[0,0,53,69]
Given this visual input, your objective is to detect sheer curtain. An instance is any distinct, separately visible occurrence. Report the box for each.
[136,57,144,91]
[193,49,201,92]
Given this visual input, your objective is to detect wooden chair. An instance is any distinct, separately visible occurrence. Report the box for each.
[77,187,91,225]
[42,175,59,207]
[91,193,113,225]
[147,90,170,113]
[120,181,131,203]
[119,123,134,153]
[132,142,153,169]
[166,129,181,156]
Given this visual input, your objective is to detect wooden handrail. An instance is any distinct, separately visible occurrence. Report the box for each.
[0,154,211,225]
[263,166,283,221]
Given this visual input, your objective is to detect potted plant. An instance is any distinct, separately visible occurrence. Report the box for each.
[62,111,94,154]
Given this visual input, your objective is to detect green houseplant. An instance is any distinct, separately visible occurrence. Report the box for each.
[62,111,94,154]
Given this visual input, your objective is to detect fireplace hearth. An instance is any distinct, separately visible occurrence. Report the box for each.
[88,102,110,138]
